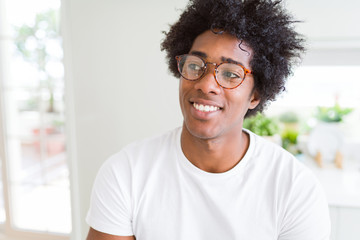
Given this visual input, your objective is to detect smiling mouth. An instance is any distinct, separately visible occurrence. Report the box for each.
[193,102,221,112]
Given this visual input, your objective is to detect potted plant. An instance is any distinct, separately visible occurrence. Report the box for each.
[315,103,352,123]
[307,103,353,167]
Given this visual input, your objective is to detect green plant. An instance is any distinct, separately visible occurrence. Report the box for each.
[281,128,302,155]
[281,128,298,145]
[316,103,353,122]
[243,112,279,136]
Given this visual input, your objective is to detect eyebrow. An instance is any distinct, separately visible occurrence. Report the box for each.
[189,50,207,59]
[189,50,245,66]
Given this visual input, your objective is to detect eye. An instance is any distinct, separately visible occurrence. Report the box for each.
[187,62,202,71]
[220,70,242,82]
[217,63,245,83]
[222,71,240,79]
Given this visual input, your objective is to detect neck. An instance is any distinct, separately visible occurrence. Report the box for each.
[180,125,249,173]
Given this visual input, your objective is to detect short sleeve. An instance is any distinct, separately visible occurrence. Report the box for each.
[278,167,331,240]
[86,151,134,236]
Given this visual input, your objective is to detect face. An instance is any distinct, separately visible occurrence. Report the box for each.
[179,30,260,141]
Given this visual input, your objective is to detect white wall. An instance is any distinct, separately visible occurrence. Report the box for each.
[61,0,360,239]
[62,0,187,238]
[287,0,360,41]
[286,0,360,65]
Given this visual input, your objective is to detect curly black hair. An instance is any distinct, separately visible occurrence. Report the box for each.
[161,0,305,117]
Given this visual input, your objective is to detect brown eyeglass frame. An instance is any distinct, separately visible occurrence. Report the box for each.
[175,54,252,89]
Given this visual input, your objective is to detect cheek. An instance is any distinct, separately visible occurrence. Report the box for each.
[179,80,189,109]
[179,80,185,100]
[226,91,253,115]
[179,79,192,97]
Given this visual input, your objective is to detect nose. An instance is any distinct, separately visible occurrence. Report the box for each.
[194,64,221,95]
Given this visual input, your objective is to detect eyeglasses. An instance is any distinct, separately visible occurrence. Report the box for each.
[175,54,252,89]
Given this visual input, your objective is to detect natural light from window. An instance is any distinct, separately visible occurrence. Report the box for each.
[273,66,360,108]
[0,0,71,236]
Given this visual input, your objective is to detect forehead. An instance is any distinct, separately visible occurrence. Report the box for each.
[189,30,253,66]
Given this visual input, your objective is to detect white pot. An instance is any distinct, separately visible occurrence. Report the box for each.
[307,122,344,162]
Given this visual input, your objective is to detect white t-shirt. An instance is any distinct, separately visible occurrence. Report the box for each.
[86,127,331,240]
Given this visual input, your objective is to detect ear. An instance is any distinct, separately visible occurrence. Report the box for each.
[248,89,261,110]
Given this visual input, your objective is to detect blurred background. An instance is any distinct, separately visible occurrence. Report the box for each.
[0,0,359,239]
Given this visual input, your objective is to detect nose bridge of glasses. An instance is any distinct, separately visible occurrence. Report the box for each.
[194,61,221,92]
[199,61,221,89]
[205,61,217,68]
[204,61,218,75]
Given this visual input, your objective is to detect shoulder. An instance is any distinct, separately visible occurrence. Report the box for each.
[246,129,324,201]
[245,131,330,238]
[122,127,180,157]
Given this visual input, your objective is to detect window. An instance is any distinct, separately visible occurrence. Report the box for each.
[266,65,360,161]
[272,66,360,109]
[0,0,71,238]
[268,65,360,126]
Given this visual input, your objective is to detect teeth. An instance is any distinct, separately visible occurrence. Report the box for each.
[193,103,220,112]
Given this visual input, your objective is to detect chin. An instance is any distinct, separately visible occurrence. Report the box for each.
[184,123,222,140]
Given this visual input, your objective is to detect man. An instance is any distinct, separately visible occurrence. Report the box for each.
[86,0,331,239]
